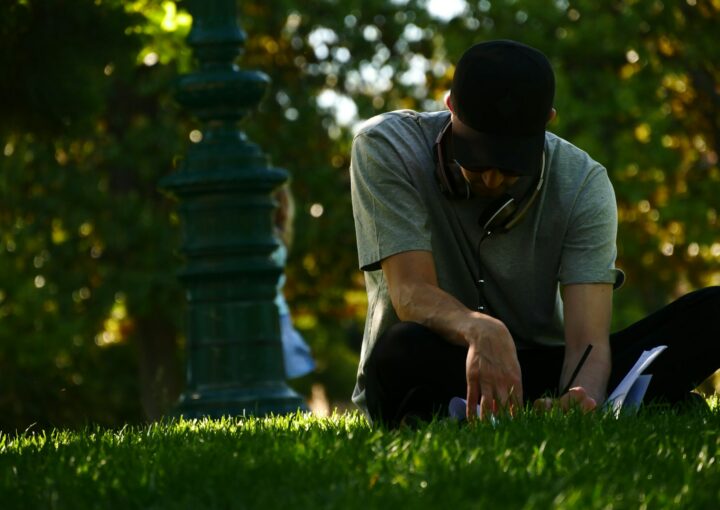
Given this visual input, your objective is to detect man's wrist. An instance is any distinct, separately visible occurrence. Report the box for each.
[460,312,507,347]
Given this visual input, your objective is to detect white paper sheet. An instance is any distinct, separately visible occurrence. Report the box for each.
[448,397,499,426]
[448,396,469,420]
[604,345,667,416]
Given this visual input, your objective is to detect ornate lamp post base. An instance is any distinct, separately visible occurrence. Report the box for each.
[162,0,307,418]
[176,385,306,419]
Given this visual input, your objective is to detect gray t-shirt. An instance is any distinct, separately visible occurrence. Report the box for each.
[349,109,622,412]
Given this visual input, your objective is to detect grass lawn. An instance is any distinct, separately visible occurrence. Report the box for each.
[1,406,719,509]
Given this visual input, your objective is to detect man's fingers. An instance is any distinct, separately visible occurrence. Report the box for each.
[465,346,480,420]
[480,387,495,420]
[532,387,598,416]
[479,371,524,419]
[581,397,597,412]
[513,382,524,410]
[533,397,553,413]
[507,387,522,417]
[494,386,509,410]
[503,379,523,415]
[573,392,597,412]
[497,370,523,416]
[561,387,597,413]
[466,381,480,420]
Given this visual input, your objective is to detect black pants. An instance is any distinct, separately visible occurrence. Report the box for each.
[364,287,720,427]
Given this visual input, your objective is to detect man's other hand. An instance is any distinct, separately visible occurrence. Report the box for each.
[533,386,597,414]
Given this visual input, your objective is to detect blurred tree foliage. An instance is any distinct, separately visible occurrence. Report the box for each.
[0,0,718,429]
[0,0,192,429]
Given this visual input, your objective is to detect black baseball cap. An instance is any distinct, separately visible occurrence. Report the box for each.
[450,40,555,176]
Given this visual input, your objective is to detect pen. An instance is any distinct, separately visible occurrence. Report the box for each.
[560,344,593,395]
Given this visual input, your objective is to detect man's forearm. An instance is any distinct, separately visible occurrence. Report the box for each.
[559,340,611,403]
[391,279,484,348]
[561,283,613,405]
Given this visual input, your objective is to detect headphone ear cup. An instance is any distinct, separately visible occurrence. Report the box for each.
[434,119,471,200]
[478,195,517,233]
[479,165,543,233]
[435,147,467,199]
[434,155,454,198]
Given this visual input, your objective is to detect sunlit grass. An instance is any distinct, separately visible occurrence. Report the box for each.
[1,407,719,509]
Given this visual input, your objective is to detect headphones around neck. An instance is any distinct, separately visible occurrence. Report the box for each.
[434,119,546,234]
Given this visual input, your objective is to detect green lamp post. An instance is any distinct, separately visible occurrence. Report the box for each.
[161,0,306,417]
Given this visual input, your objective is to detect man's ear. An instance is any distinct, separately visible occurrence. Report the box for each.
[548,108,557,124]
[445,92,454,113]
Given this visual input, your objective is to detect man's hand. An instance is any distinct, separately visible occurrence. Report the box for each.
[465,316,523,420]
[533,386,597,414]
[379,250,524,421]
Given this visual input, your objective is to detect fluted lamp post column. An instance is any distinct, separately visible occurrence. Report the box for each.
[161,0,305,417]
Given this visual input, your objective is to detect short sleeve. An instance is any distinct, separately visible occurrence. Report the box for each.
[558,166,624,288]
[350,130,432,271]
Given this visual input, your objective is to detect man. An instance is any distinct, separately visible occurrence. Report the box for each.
[349,40,720,427]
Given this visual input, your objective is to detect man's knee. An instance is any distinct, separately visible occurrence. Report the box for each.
[368,321,441,371]
[365,321,459,427]
[686,285,720,302]
[703,286,720,301]
[683,286,720,318]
